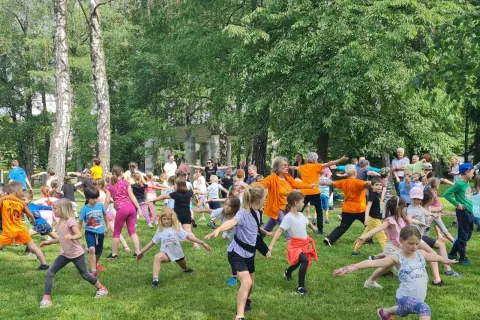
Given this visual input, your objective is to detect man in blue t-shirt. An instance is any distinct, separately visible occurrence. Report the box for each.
[8,160,32,191]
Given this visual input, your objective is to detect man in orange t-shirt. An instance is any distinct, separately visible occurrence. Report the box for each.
[0,181,49,270]
[295,153,348,234]
[319,165,370,246]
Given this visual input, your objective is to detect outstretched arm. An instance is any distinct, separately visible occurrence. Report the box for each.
[31,172,47,178]
[136,241,156,260]
[334,256,398,276]
[204,219,238,240]
[267,227,285,257]
[323,155,349,168]
[186,232,211,251]
[421,250,458,264]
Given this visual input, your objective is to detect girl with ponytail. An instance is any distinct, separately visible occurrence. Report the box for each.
[267,191,318,295]
[205,185,271,320]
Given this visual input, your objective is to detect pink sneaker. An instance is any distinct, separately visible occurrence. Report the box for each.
[377,308,392,320]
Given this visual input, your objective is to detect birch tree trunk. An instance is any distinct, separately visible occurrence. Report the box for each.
[88,0,111,175]
[48,0,73,187]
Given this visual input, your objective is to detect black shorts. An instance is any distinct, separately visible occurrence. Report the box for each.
[422,235,436,248]
[228,250,255,274]
[176,212,192,225]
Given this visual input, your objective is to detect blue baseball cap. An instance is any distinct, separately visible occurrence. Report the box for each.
[459,163,474,174]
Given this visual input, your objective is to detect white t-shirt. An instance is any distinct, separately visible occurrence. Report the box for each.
[279,212,309,238]
[186,181,193,190]
[211,208,234,241]
[164,161,177,178]
[194,177,207,193]
[207,183,221,200]
[152,227,188,261]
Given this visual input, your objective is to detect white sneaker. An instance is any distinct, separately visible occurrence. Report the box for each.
[148,223,153,228]
[39,299,52,308]
[364,280,383,289]
[197,217,206,221]
[338,214,342,220]
[95,287,108,298]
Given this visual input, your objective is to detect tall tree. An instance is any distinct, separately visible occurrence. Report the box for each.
[87,0,111,174]
[48,0,73,186]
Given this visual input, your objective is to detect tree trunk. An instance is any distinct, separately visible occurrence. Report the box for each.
[41,92,51,169]
[464,103,470,161]
[88,0,111,175]
[48,0,73,188]
[381,152,390,168]
[25,97,35,176]
[316,131,329,162]
[251,105,269,175]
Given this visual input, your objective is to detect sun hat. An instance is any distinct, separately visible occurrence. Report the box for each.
[409,186,424,200]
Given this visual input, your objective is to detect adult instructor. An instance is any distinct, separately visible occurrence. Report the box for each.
[255,156,317,239]
[163,155,177,179]
[293,153,348,235]
[391,148,410,195]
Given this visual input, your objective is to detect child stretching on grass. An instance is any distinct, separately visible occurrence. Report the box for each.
[335,226,457,320]
[267,191,318,295]
[444,163,475,265]
[352,177,387,256]
[425,178,455,242]
[96,178,130,253]
[0,182,49,270]
[205,185,269,320]
[136,208,210,288]
[39,199,108,308]
[78,186,108,277]
[23,190,58,240]
[132,173,156,228]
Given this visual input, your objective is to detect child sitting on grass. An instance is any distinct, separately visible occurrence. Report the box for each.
[39,199,108,308]
[136,208,210,288]
[335,226,457,320]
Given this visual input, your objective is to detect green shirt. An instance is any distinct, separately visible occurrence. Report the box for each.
[443,179,473,213]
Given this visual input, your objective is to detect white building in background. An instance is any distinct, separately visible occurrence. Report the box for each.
[31,93,56,115]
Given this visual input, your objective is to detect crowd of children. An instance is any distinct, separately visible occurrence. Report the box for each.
[0,153,477,320]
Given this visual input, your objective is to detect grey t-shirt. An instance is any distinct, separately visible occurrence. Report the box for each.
[407,205,426,236]
[228,208,260,258]
[396,251,428,301]
[392,158,410,178]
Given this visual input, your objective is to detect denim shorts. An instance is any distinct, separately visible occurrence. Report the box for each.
[85,230,105,256]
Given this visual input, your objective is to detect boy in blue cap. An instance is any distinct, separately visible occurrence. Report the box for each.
[444,163,475,265]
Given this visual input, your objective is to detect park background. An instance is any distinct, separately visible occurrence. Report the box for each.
[2,1,480,319]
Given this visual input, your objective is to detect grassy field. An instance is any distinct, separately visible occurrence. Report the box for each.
[1,190,480,320]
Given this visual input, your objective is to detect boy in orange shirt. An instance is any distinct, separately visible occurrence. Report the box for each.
[0,181,49,270]
[319,164,370,246]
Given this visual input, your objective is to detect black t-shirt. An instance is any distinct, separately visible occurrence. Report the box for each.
[61,184,76,201]
[81,177,95,190]
[368,191,382,219]
[131,183,147,202]
[205,165,217,182]
[291,161,303,178]
[170,190,193,217]
[221,177,234,197]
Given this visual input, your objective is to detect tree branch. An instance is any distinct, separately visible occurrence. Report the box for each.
[92,0,114,17]
[0,4,26,35]
[224,0,246,27]
[77,0,91,25]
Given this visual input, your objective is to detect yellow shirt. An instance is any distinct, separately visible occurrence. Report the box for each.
[90,165,103,179]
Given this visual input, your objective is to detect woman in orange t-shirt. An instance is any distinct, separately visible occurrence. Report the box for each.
[292,152,348,235]
[319,164,370,246]
[255,157,315,239]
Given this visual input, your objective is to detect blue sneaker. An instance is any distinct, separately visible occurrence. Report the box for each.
[459,258,471,266]
[227,276,237,286]
[351,251,362,256]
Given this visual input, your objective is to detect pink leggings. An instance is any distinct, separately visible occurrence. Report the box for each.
[139,202,158,224]
[113,202,137,238]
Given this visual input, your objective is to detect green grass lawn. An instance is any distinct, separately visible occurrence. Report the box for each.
[1,198,480,320]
